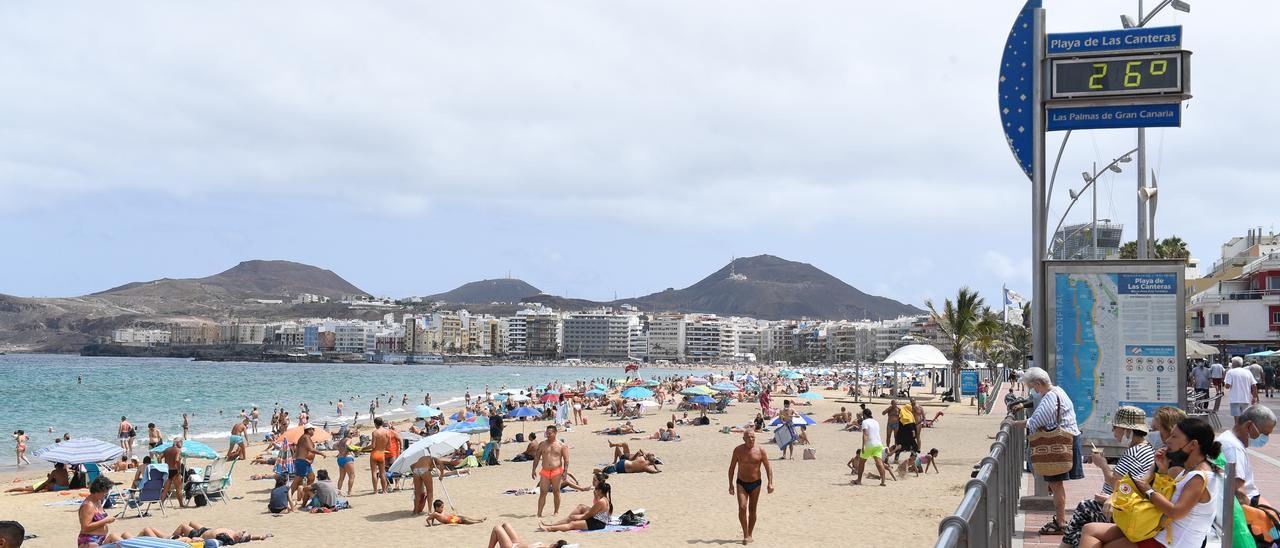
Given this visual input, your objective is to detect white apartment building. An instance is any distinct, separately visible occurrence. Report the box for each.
[561,311,634,361]
[219,323,267,345]
[333,322,376,354]
[629,323,648,361]
[1189,251,1280,354]
[112,328,171,347]
[685,315,722,362]
[647,313,685,362]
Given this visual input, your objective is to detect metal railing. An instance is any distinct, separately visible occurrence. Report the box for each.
[935,419,1025,548]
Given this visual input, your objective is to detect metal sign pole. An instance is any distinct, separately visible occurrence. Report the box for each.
[1031,6,1049,500]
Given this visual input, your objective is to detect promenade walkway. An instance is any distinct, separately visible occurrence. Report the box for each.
[1014,395,1280,548]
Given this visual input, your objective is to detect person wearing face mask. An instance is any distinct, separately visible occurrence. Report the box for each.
[1146,407,1185,451]
[1215,404,1275,508]
[1078,418,1221,548]
[1009,367,1083,536]
[1061,406,1156,547]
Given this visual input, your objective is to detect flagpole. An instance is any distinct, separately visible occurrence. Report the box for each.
[1002,284,1009,323]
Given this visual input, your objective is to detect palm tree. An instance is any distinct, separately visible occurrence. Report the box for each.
[926,287,985,400]
[1119,241,1138,259]
[1156,236,1190,259]
[974,308,1002,377]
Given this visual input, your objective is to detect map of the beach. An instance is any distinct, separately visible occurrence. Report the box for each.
[1052,271,1180,439]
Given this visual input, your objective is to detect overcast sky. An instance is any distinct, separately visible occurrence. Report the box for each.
[2,1,1275,311]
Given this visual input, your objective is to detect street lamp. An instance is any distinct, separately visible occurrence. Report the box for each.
[1047,148,1138,259]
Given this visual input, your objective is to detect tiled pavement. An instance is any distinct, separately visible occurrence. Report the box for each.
[1014,395,1280,548]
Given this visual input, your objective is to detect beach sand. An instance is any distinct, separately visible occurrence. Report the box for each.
[1,391,1003,547]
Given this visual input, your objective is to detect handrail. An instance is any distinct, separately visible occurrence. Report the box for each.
[935,417,1024,548]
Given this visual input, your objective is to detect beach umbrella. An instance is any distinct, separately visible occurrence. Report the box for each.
[593,383,608,390]
[389,431,470,474]
[417,405,443,418]
[681,385,715,397]
[710,382,741,392]
[500,389,524,395]
[783,372,804,380]
[544,389,561,395]
[689,395,716,405]
[687,377,709,385]
[743,374,757,382]
[508,394,531,403]
[274,425,333,445]
[493,394,508,401]
[540,392,561,403]
[507,406,542,435]
[635,400,661,409]
[444,417,490,434]
[797,392,824,400]
[770,413,817,427]
[1246,350,1276,358]
[148,440,218,460]
[621,386,654,400]
[642,380,660,387]
[585,389,606,397]
[450,411,476,422]
[32,437,123,465]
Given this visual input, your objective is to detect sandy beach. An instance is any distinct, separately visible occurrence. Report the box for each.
[2,389,1003,547]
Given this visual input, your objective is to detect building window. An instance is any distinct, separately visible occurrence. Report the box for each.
[1273,311,1280,325]
[1210,313,1230,326]
[1270,277,1280,291]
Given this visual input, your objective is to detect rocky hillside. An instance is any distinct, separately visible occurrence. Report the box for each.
[424,278,542,304]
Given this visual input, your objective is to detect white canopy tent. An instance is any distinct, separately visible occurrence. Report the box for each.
[1185,339,1219,360]
[878,344,952,397]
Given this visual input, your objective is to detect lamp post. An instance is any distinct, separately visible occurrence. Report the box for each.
[1121,0,1191,258]
[1046,149,1138,258]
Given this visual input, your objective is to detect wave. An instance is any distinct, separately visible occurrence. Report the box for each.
[189,430,233,440]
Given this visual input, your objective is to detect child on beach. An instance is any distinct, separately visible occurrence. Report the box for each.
[425,500,487,526]
[896,448,940,477]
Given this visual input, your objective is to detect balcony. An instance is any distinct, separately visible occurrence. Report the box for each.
[1190,288,1280,307]
[1242,252,1280,276]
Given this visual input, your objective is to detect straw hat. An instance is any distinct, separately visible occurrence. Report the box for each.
[1111,406,1148,433]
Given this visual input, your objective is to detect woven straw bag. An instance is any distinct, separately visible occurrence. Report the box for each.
[1027,393,1073,477]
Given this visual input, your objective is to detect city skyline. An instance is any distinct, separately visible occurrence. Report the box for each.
[3,2,1278,310]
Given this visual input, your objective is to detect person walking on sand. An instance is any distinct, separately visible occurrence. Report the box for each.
[728,428,774,545]
[13,430,30,466]
[227,418,248,461]
[852,409,895,486]
[161,437,187,508]
[118,417,133,458]
[777,400,797,460]
[531,424,569,517]
[335,427,359,496]
[181,414,189,440]
[369,418,391,494]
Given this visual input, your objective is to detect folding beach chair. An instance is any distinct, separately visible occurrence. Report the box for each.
[193,460,235,505]
[118,467,167,518]
[921,411,945,428]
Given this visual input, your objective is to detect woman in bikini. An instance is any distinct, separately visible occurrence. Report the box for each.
[538,483,613,532]
[335,429,360,496]
[410,454,441,515]
[13,430,30,465]
[78,477,165,547]
[425,499,487,526]
[169,522,273,545]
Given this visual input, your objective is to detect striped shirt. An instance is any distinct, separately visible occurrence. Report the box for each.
[1102,441,1156,495]
[1026,387,1081,436]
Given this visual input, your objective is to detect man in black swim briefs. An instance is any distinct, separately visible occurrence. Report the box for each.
[727,429,773,545]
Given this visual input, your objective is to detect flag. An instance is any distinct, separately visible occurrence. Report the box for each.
[1003,288,1028,308]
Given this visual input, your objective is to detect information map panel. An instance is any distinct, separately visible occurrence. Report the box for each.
[1046,262,1185,441]
[1052,53,1183,99]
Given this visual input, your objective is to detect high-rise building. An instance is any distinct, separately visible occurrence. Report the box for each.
[684,315,722,362]
[647,313,686,362]
[561,311,633,361]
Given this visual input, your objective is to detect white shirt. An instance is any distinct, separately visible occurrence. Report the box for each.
[1209,363,1225,379]
[860,418,882,447]
[1156,469,1217,548]
[1224,368,1256,404]
[1216,429,1260,500]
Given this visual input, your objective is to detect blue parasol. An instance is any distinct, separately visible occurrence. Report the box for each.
[149,439,219,460]
[770,413,817,427]
[797,392,824,400]
[621,387,654,400]
[689,395,716,405]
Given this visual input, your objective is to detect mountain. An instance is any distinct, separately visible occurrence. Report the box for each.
[527,255,922,320]
[96,260,367,300]
[425,279,542,304]
[0,260,370,352]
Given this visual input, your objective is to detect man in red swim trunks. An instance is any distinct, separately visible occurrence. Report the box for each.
[531,424,569,517]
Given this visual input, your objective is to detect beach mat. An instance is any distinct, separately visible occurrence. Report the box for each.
[577,523,649,533]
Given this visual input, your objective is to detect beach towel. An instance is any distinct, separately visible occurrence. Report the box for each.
[502,487,539,496]
[43,499,84,507]
[575,516,650,533]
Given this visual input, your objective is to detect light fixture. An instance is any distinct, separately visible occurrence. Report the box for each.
[1118,155,1133,163]
[1081,171,1093,183]
[1172,0,1191,13]
[1108,164,1123,173]
[1069,189,1081,200]
[1121,14,1136,28]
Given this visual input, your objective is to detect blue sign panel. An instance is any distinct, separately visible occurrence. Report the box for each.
[1047,26,1181,56]
[1117,273,1178,295]
[1047,103,1180,131]
[960,370,979,396]
[997,0,1041,181]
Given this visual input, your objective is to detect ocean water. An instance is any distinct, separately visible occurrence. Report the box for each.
[0,354,697,464]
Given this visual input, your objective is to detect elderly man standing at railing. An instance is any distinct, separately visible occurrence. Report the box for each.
[1009,367,1083,537]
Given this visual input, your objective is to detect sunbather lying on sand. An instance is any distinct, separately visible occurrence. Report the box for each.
[488,522,566,548]
[593,422,636,435]
[425,499,487,526]
[170,521,273,545]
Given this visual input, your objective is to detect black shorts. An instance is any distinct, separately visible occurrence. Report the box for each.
[585,517,607,531]
[896,424,918,452]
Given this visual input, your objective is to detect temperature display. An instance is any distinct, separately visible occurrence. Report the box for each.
[1051,53,1184,99]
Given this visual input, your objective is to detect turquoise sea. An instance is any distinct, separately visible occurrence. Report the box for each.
[0,354,702,465]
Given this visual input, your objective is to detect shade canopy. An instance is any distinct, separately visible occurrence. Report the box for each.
[1185,339,1219,359]
[1245,349,1276,358]
[33,437,124,465]
[770,413,817,427]
[621,387,654,400]
[274,425,332,445]
[689,395,716,405]
[149,440,218,460]
[417,405,443,418]
[507,407,541,418]
[881,344,951,366]
[443,417,490,434]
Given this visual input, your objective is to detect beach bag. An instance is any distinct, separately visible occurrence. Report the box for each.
[803,448,817,460]
[1111,474,1176,542]
[485,449,499,466]
[619,510,646,527]
[1243,502,1280,548]
[1027,395,1073,477]
[514,433,524,443]
[1212,454,1256,548]
[193,493,209,507]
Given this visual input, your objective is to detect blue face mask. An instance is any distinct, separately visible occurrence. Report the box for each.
[1249,423,1270,448]
[1147,430,1163,449]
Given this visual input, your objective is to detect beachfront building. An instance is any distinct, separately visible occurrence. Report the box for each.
[503,315,528,357]
[629,321,648,361]
[169,324,220,345]
[375,327,406,353]
[1050,222,1124,260]
[112,328,171,347]
[1189,248,1280,355]
[525,315,560,359]
[561,310,634,361]
[647,313,686,362]
[826,321,870,363]
[333,322,376,353]
[873,317,916,360]
[219,322,267,345]
[731,319,765,360]
[268,323,307,348]
[684,314,722,362]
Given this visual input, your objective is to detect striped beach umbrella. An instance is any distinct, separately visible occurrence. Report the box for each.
[32,437,124,465]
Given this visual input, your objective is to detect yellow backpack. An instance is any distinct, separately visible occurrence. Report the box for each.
[1110,473,1177,542]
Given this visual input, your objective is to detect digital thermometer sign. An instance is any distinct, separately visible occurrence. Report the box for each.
[1050,52,1187,100]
